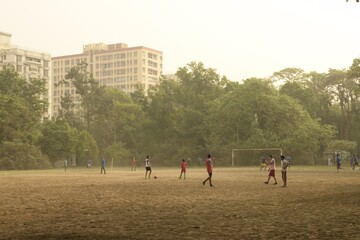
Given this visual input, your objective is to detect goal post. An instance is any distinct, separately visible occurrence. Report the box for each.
[231,148,283,167]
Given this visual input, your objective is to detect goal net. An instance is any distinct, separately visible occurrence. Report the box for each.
[231,148,283,167]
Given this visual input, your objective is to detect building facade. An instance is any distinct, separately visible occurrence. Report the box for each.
[51,42,163,118]
[0,32,51,119]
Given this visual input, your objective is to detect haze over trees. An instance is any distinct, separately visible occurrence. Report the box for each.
[1,58,360,169]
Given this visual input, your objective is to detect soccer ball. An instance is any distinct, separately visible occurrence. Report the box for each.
[154,176,157,179]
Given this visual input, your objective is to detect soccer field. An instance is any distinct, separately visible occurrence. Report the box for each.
[0,166,359,240]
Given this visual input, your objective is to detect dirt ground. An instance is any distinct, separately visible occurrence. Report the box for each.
[0,166,359,240]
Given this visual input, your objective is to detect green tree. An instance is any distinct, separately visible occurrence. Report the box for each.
[75,130,99,166]
[206,78,336,165]
[38,120,77,164]
[0,65,47,143]
[0,142,50,170]
[61,62,103,131]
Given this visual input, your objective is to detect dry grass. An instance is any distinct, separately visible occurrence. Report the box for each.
[0,166,359,240]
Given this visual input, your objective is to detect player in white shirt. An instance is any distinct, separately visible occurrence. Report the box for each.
[145,156,152,179]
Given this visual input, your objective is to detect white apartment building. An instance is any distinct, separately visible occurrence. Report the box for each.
[0,32,51,119]
[52,42,163,118]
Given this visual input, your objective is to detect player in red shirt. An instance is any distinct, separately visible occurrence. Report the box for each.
[179,159,187,180]
[202,154,214,187]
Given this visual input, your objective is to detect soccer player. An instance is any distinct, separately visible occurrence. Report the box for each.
[351,155,358,170]
[145,156,152,179]
[179,159,187,180]
[131,157,137,171]
[264,155,277,185]
[336,154,343,173]
[202,154,214,187]
[260,156,267,171]
[100,157,106,174]
[280,155,289,187]
[64,159,68,172]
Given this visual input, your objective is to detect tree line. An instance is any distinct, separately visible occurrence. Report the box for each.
[0,59,359,169]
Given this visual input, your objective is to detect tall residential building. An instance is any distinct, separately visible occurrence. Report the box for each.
[51,42,163,118]
[0,32,51,119]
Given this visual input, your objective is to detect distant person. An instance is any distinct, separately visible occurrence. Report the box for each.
[100,158,106,174]
[336,154,343,173]
[260,157,267,171]
[264,155,277,185]
[327,157,332,166]
[351,155,359,170]
[87,159,92,168]
[280,155,289,187]
[179,159,187,180]
[350,155,355,169]
[131,157,137,171]
[145,156,152,179]
[202,154,214,187]
[64,159,68,172]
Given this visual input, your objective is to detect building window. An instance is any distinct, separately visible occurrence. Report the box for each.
[148,53,158,60]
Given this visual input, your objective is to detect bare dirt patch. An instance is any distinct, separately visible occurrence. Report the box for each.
[0,167,359,239]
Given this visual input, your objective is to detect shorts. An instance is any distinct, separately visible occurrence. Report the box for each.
[146,167,151,171]
[281,171,287,178]
[269,169,275,177]
[208,172,212,177]
[337,164,341,169]
[181,169,186,173]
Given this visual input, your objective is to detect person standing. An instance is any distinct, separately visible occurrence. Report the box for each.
[280,155,289,187]
[100,158,106,174]
[260,157,267,171]
[264,155,277,185]
[336,154,343,173]
[202,154,214,187]
[327,157,332,166]
[145,156,152,179]
[352,155,359,170]
[179,159,187,180]
[131,157,137,171]
[64,159,68,172]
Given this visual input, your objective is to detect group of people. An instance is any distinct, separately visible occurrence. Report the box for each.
[263,155,290,187]
[334,153,359,173]
[85,154,289,188]
[143,154,213,186]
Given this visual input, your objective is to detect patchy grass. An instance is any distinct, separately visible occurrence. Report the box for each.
[0,166,359,239]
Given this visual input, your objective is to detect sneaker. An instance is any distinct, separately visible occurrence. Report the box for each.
[282,185,287,187]
[202,182,205,186]
[264,182,269,184]
[210,185,214,187]
[274,182,278,185]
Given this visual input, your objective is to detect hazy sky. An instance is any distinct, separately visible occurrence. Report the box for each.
[1,0,360,81]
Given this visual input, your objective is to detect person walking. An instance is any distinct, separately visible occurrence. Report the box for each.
[264,155,277,185]
[202,154,214,187]
[336,154,343,173]
[351,155,359,170]
[100,158,106,174]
